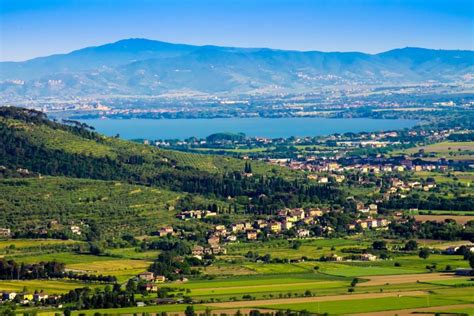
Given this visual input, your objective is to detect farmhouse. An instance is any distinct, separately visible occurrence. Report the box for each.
[2,292,16,300]
[192,245,204,256]
[0,228,11,238]
[358,253,377,261]
[297,229,311,238]
[268,221,282,233]
[207,235,220,245]
[158,226,174,237]
[138,272,155,281]
[34,292,48,301]
[144,283,159,292]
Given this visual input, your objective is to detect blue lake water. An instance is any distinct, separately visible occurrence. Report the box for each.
[80,117,420,140]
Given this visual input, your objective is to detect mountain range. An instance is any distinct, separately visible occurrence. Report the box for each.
[1,38,473,98]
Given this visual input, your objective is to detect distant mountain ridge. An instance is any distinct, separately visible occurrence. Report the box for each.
[1,38,473,97]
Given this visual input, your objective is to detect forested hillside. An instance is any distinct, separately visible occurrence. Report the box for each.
[0,107,344,240]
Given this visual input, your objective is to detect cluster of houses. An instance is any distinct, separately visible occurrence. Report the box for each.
[175,210,217,220]
[172,204,397,256]
[323,253,377,262]
[1,291,53,304]
[136,272,167,292]
[388,177,437,195]
[271,158,448,176]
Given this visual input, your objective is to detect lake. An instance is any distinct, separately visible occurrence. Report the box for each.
[80,117,419,140]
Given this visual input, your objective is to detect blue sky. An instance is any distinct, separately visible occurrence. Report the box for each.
[1,0,473,61]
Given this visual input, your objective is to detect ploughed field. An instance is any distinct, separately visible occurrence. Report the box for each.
[2,238,473,316]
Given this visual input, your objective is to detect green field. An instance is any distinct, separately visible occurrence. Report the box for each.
[260,288,474,315]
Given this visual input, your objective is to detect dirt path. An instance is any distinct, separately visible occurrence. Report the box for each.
[205,290,427,308]
[359,272,461,287]
[349,303,474,316]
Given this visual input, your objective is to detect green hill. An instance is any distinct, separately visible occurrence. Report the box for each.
[0,107,342,240]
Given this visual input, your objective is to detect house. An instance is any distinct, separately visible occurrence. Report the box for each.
[318,177,329,184]
[382,165,393,172]
[334,175,345,183]
[192,245,204,256]
[204,211,218,218]
[290,209,305,220]
[243,222,253,231]
[210,245,227,255]
[144,283,159,292]
[391,179,404,187]
[33,292,48,301]
[231,223,245,232]
[70,225,81,235]
[3,292,17,300]
[155,275,166,283]
[208,235,220,245]
[356,203,370,213]
[297,229,310,238]
[308,208,323,217]
[138,272,155,281]
[358,253,377,261]
[368,204,378,214]
[255,220,267,229]
[282,220,293,230]
[268,221,282,233]
[215,225,226,231]
[395,165,405,172]
[158,226,174,237]
[0,228,11,238]
[19,293,34,301]
[325,254,343,261]
[247,230,258,240]
[226,235,237,242]
[367,219,378,228]
[376,219,390,227]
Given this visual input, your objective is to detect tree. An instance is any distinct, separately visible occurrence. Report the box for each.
[404,240,418,251]
[185,306,195,316]
[292,240,302,250]
[419,248,430,260]
[372,240,387,250]
[469,254,474,269]
[350,278,359,287]
[244,162,252,174]
[126,279,137,293]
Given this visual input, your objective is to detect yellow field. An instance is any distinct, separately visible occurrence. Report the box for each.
[0,239,79,250]
[67,259,151,282]
[0,279,102,293]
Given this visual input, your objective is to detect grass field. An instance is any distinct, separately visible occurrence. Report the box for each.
[0,239,79,250]
[67,259,151,282]
[413,214,474,224]
[258,288,474,315]
[8,252,151,282]
[0,279,103,293]
[405,141,474,154]
[227,238,368,260]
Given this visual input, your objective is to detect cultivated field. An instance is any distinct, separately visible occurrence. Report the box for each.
[414,214,474,224]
